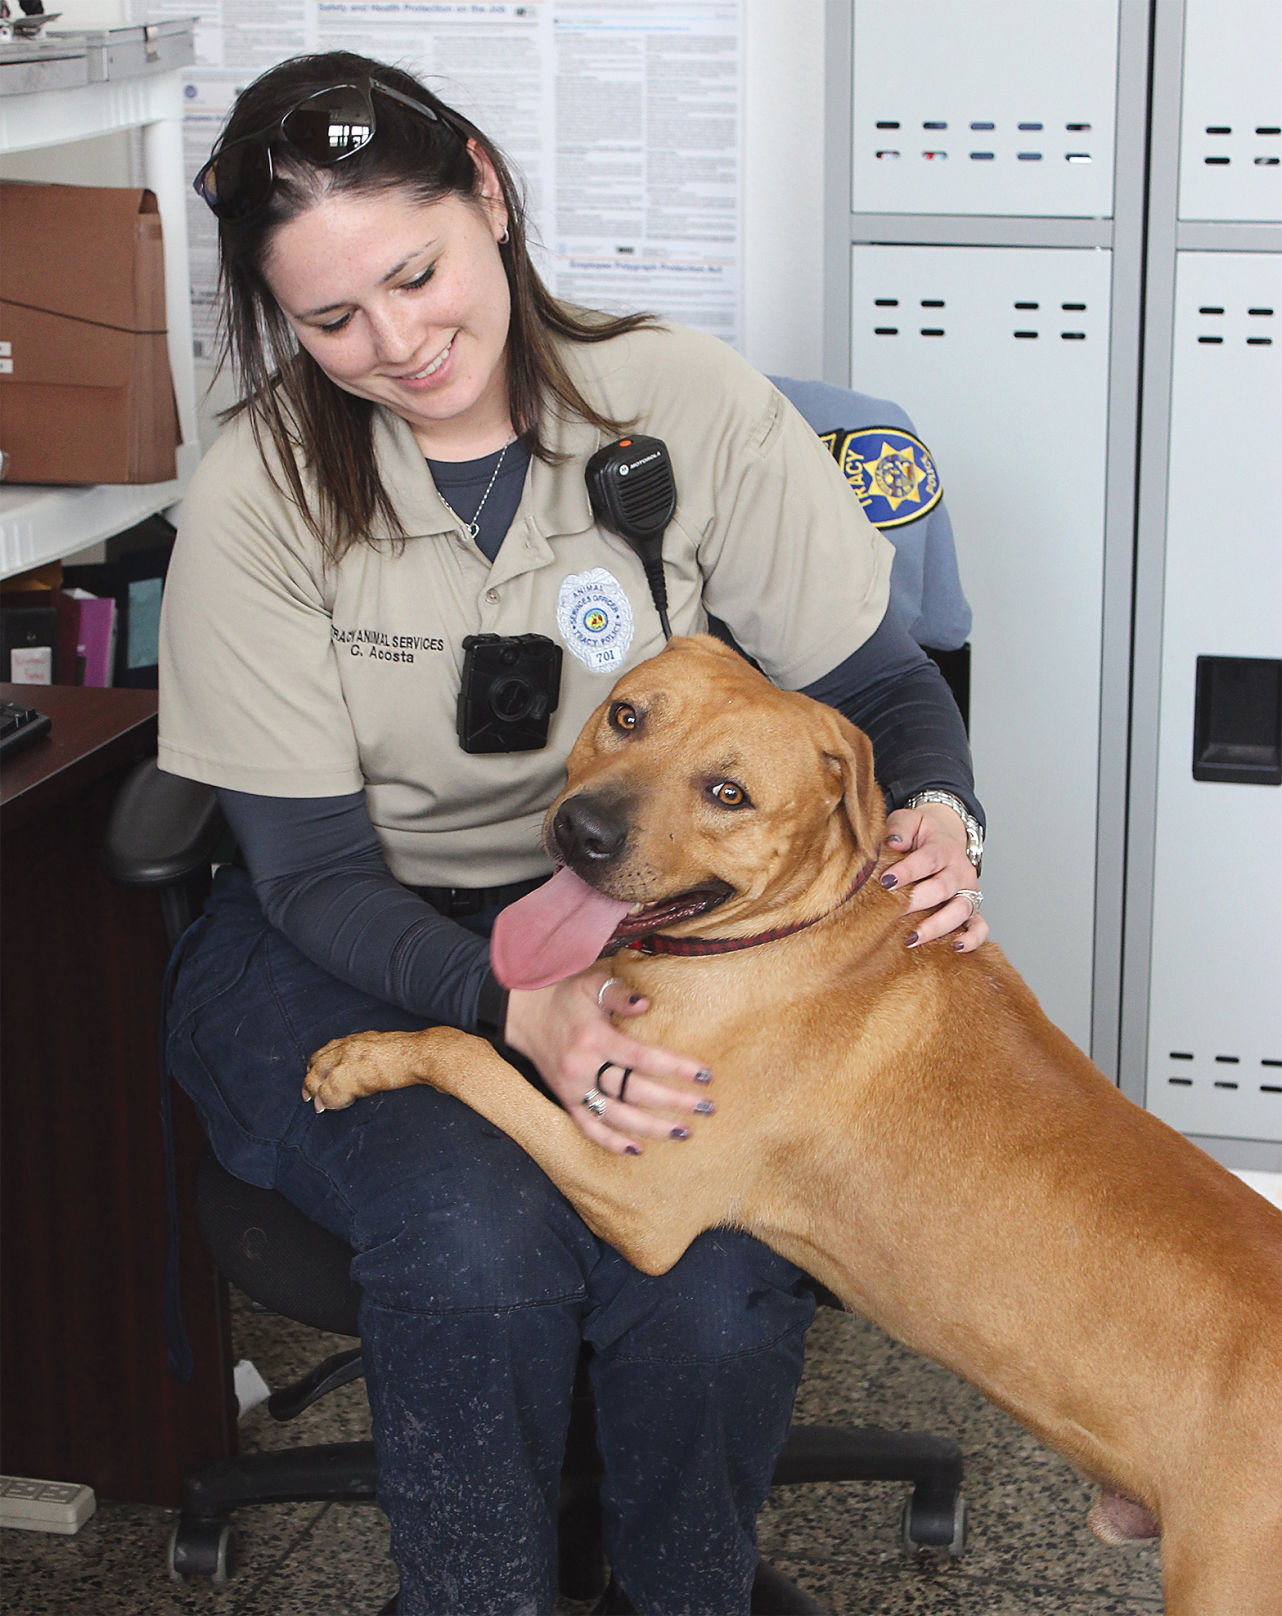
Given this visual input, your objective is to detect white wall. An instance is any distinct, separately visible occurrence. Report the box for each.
[740,0,827,379]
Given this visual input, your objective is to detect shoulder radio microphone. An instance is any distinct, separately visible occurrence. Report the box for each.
[585,435,677,639]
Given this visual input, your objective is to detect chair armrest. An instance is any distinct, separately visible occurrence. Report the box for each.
[102,758,225,889]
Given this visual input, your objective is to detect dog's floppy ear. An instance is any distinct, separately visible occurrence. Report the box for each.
[821,709,885,857]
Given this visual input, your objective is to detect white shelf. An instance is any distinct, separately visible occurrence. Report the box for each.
[0,69,183,152]
[0,30,199,578]
[0,441,201,576]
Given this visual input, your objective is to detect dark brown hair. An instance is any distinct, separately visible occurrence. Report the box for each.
[211,51,652,562]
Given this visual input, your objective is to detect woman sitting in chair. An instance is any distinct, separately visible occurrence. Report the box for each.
[160,50,985,1616]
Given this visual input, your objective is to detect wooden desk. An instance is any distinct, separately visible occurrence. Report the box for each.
[1,684,235,1505]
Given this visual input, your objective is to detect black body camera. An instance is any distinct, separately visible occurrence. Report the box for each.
[457,633,563,754]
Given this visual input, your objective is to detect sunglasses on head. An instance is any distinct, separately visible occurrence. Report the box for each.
[193,77,453,222]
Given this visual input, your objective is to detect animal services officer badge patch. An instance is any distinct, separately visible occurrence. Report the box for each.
[556,567,635,673]
[818,426,943,529]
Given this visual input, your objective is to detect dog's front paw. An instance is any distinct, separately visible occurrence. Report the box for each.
[303,1029,435,1112]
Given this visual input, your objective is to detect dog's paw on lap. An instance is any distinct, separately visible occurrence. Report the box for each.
[303,1028,449,1111]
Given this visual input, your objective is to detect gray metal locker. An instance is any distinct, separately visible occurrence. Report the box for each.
[848,243,1112,1046]
[1123,0,1282,1170]
[826,0,1149,1060]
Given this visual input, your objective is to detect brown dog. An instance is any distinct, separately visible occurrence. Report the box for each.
[305,634,1282,1615]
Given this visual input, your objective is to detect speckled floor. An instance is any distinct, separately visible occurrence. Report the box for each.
[0,1286,1166,1616]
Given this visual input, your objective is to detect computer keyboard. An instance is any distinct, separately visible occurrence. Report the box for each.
[0,697,53,760]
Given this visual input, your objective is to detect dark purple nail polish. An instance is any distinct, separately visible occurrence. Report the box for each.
[881,872,898,889]
[695,1069,713,1084]
[906,931,919,948]
[671,1126,691,1140]
[625,1144,642,1155]
[694,1100,715,1115]
[628,994,644,1006]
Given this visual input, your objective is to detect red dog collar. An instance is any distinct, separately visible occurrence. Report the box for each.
[624,849,880,958]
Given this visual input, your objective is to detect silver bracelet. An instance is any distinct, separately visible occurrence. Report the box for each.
[904,789,984,875]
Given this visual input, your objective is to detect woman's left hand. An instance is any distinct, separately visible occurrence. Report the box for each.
[881,801,988,953]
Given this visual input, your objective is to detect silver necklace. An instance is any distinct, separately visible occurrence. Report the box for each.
[437,443,509,540]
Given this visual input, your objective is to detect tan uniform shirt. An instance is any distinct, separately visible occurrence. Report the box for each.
[159,322,893,887]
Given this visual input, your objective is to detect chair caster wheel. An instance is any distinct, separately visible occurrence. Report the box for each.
[168,1518,235,1582]
[903,1488,966,1556]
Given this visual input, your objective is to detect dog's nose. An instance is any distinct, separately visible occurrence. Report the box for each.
[552,795,629,866]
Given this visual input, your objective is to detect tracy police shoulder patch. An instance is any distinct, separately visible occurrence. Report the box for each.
[556,567,635,673]
[824,426,942,529]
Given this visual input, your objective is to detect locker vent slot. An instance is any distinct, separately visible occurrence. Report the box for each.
[1164,1052,1282,1096]
[1014,331,1039,339]
[920,298,945,307]
[1192,122,1280,171]
[920,328,945,336]
[874,327,899,336]
[874,298,900,306]
[860,115,1099,172]
[1061,331,1086,340]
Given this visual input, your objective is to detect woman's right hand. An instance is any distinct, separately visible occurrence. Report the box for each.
[502,970,715,1155]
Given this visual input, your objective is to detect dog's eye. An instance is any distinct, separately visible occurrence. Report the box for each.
[709,780,750,809]
[609,702,639,732]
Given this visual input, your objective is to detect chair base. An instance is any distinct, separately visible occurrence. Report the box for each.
[168,1440,379,1581]
[166,1423,965,1582]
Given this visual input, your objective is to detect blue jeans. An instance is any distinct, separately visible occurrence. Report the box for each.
[166,868,816,1616]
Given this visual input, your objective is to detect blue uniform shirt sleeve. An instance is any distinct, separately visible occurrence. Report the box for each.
[769,376,972,652]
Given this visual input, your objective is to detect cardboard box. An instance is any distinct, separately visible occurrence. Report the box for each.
[0,181,181,485]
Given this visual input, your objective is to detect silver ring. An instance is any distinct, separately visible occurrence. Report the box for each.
[955,888,983,918]
[597,978,619,1010]
[582,1087,608,1118]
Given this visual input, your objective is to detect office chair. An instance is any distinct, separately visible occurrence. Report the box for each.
[104,759,965,1602]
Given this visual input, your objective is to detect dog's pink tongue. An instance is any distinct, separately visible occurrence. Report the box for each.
[491,866,632,990]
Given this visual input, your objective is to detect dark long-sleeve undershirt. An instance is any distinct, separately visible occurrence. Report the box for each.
[218,601,982,1033]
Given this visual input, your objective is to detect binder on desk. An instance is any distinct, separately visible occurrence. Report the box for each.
[63,537,172,688]
[53,590,117,688]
